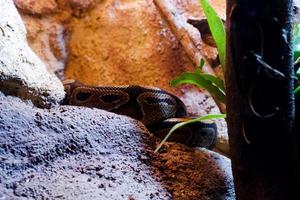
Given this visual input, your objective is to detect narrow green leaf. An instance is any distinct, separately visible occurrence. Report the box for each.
[294,85,300,98]
[293,24,300,62]
[196,58,205,74]
[200,0,226,69]
[199,58,205,70]
[296,67,300,80]
[199,73,225,91]
[171,72,226,103]
[154,114,226,153]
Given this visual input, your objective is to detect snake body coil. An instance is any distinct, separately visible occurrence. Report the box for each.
[63,80,217,149]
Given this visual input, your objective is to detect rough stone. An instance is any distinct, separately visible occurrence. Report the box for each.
[0,0,65,107]
[156,144,235,200]
[0,92,235,200]
[14,0,58,15]
[69,0,95,9]
[64,0,192,91]
[21,14,69,79]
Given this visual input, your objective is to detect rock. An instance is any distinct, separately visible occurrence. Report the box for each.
[69,0,95,10]
[0,92,170,200]
[64,0,194,92]
[63,0,224,88]
[69,0,97,16]
[21,14,69,79]
[155,144,235,200]
[0,0,65,107]
[14,0,58,15]
[63,0,225,91]
[0,92,235,199]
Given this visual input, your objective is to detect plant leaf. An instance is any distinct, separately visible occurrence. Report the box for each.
[171,72,226,103]
[200,0,226,69]
[296,67,300,80]
[294,85,300,97]
[196,58,206,73]
[154,114,226,153]
[293,24,300,62]
[199,58,205,70]
[199,73,225,91]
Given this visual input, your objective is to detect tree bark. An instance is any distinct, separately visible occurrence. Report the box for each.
[226,0,299,199]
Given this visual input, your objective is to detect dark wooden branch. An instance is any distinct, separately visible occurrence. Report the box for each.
[226,0,299,199]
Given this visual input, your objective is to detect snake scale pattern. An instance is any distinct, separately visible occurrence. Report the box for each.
[63,79,217,149]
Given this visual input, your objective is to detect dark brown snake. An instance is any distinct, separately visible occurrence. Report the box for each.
[63,79,217,149]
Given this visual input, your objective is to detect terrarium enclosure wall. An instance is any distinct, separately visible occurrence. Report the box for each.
[0,0,299,199]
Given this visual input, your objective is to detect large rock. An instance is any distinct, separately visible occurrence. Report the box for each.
[0,0,65,107]
[14,0,226,84]
[0,92,235,200]
[64,0,225,92]
[13,0,58,15]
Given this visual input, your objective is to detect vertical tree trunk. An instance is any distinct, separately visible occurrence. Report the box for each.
[226,0,299,199]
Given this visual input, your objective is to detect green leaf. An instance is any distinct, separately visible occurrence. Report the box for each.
[293,24,300,62]
[171,72,226,103]
[200,0,226,70]
[154,114,226,153]
[296,67,300,80]
[199,58,205,70]
[199,73,225,91]
[294,85,300,98]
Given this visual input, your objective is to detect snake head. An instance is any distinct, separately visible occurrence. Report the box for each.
[62,79,85,104]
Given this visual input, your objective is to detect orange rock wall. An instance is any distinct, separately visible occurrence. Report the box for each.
[14,0,225,94]
[64,0,225,93]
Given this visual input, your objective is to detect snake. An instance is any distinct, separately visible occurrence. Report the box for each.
[62,79,217,149]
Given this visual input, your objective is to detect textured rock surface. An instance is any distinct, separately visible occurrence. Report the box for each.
[154,144,235,200]
[20,14,68,79]
[64,0,225,92]
[14,0,225,88]
[14,0,71,78]
[13,0,58,15]
[0,0,65,107]
[0,92,235,200]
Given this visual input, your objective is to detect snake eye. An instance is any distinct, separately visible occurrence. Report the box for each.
[144,97,175,106]
[76,91,93,101]
[101,94,123,103]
